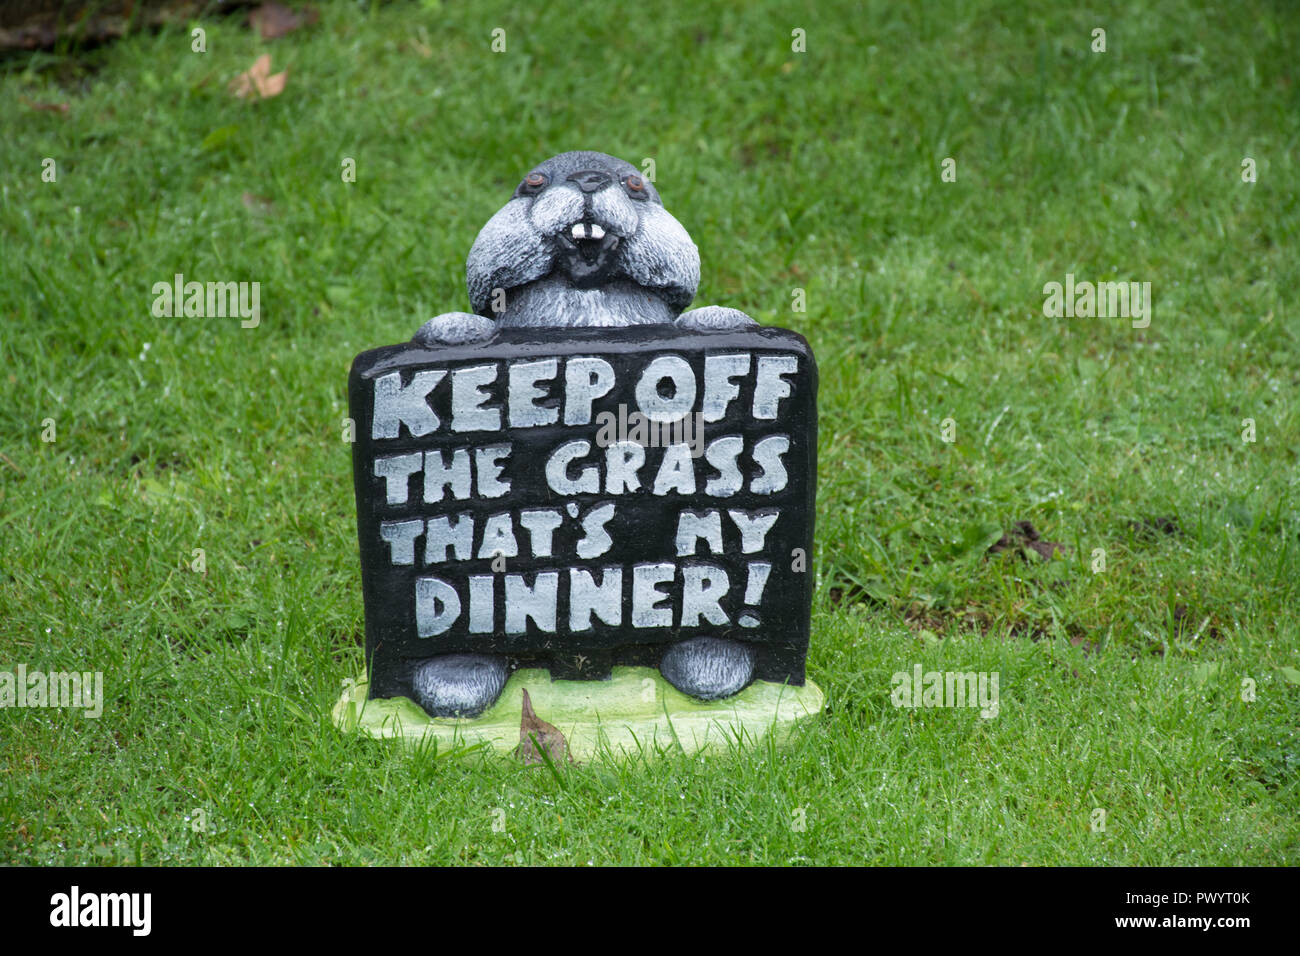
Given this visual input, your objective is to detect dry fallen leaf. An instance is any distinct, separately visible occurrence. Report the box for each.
[249,2,320,41]
[21,98,68,113]
[406,26,433,59]
[241,192,275,215]
[0,451,25,477]
[229,54,288,100]
[405,37,433,58]
[516,689,572,766]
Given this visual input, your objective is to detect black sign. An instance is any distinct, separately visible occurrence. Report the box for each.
[349,326,817,701]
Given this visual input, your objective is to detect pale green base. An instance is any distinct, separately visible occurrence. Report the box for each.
[332,666,824,761]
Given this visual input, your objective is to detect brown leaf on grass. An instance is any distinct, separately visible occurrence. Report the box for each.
[249,2,320,41]
[241,192,275,215]
[21,98,69,113]
[405,26,434,58]
[0,451,24,477]
[229,54,288,100]
[516,689,572,766]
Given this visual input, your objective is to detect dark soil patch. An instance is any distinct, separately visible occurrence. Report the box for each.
[1128,515,1181,539]
[900,604,1092,650]
[827,583,884,608]
[1172,603,1223,642]
[0,1,294,56]
[986,520,1068,561]
[330,630,364,664]
[129,451,188,473]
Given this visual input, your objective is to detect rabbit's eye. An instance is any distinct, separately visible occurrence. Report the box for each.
[517,172,549,197]
[624,175,648,199]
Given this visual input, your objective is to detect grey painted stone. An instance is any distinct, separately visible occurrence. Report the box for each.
[659,636,756,700]
[411,654,509,719]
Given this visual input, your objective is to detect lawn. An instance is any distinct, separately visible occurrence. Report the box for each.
[1,0,1297,865]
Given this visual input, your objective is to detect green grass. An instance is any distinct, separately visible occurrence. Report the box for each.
[1,0,1298,864]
